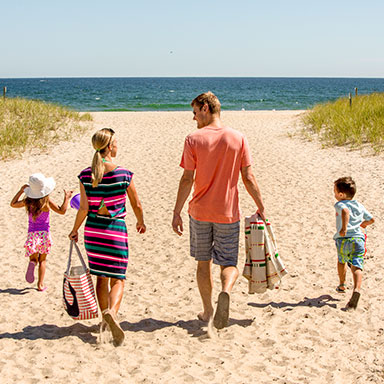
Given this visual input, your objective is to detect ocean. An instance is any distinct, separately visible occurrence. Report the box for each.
[1,77,384,112]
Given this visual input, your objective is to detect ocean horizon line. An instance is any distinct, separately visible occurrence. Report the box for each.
[1,75,384,80]
[1,77,383,112]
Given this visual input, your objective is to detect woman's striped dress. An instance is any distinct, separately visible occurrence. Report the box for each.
[78,166,133,279]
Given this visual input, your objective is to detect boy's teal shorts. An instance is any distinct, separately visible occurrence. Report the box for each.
[335,237,366,270]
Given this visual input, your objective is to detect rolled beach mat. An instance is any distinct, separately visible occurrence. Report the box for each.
[70,193,80,210]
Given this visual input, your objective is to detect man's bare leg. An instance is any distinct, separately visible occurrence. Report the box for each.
[196,260,214,322]
[220,265,239,293]
[213,265,239,329]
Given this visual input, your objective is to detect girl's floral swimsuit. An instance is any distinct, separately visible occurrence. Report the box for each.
[24,211,52,257]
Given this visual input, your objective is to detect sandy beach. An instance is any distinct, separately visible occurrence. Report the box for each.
[1,110,383,384]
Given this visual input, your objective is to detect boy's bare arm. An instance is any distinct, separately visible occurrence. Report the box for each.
[339,208,350,237]
[361,217,375,228]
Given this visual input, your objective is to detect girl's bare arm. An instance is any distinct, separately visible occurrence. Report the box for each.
[49,190,73,215]
[10,184,28,208]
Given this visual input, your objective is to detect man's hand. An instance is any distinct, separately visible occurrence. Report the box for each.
[257,209,267,222]
[172,212,183,236]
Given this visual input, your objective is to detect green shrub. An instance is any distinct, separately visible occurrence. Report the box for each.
[0,97,92,159]
[302,93,384,153]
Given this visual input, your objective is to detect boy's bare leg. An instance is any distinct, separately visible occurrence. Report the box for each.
[346,266,362,310]
[196,260,214,321]
[337,261,347,290]
[351,266,362,292]
[37,253,47,291]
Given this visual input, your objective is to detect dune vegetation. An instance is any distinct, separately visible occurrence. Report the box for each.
[302,92,384,153]
[0,97,92,160]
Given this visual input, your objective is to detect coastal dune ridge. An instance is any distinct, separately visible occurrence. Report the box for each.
[1,111,383,383]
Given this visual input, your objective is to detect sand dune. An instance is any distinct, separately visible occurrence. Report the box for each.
[1,111,383,384]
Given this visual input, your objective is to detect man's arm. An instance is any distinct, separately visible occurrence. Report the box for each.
[172,169,194,236]
[241,165,266,221]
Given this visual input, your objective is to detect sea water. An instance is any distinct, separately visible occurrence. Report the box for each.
[1,77,384,112]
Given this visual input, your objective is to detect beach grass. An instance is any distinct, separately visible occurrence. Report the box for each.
[0,97,92,159]
[302,92,384,153]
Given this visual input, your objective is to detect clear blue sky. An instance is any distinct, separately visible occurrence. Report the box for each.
[2,0,383,78]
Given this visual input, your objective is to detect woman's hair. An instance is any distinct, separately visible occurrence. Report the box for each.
[25,196,49,220]
[91,128,115,187]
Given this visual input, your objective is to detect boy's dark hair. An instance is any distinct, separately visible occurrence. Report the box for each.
[334,177,356,198]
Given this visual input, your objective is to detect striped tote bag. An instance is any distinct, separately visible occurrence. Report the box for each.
[63,241,98,320]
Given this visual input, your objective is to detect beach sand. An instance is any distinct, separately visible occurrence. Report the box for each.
[1,111,383,384]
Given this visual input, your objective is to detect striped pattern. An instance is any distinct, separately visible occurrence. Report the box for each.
[243,214,287,294]
[189,216,240,266]
[79,167,132,279]
[63,270,98,320]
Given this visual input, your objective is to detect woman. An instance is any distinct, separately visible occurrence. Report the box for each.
[69,128,146,346]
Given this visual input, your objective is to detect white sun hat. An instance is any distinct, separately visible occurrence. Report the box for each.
[24,173,56,199]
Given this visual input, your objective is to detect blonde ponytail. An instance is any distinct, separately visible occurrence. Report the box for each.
[91,128,115,187]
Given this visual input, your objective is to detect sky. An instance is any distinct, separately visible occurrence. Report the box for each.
[1,0,383,78]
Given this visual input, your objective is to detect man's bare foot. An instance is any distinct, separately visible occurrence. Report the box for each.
[197,312,213,322]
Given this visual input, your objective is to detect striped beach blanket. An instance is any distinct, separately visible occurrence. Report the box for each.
[243,214,287,294]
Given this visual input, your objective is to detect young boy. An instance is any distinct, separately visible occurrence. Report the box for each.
[334,177,374,310]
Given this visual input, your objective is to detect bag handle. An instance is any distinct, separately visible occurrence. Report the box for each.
[66,240,88,274]
[258,214,285,284]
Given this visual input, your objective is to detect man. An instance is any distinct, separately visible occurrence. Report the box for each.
[172,92,266,329]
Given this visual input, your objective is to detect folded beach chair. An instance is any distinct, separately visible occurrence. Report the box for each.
[243,214,287,294]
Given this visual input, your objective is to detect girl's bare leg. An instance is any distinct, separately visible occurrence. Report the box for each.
[37,253,47,291]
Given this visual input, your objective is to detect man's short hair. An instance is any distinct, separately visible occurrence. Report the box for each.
[191,92,221,115]
[334,176,356,198]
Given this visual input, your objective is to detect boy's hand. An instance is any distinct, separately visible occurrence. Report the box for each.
[339,229,346,237]
[361,218,375,228]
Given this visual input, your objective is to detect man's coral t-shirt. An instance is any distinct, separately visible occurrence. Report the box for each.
[180,126,252,223]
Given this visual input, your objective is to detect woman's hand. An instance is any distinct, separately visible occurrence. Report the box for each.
[68,230,79,242]
[136,222,146,234]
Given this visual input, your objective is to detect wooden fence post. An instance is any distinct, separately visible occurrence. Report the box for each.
[2,87,6,99]
[349,93,352,108]
[355,87,358,96]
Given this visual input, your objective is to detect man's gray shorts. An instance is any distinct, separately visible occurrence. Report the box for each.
[189,216,240,266]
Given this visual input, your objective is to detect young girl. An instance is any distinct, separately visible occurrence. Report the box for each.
[10,173,72,291]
